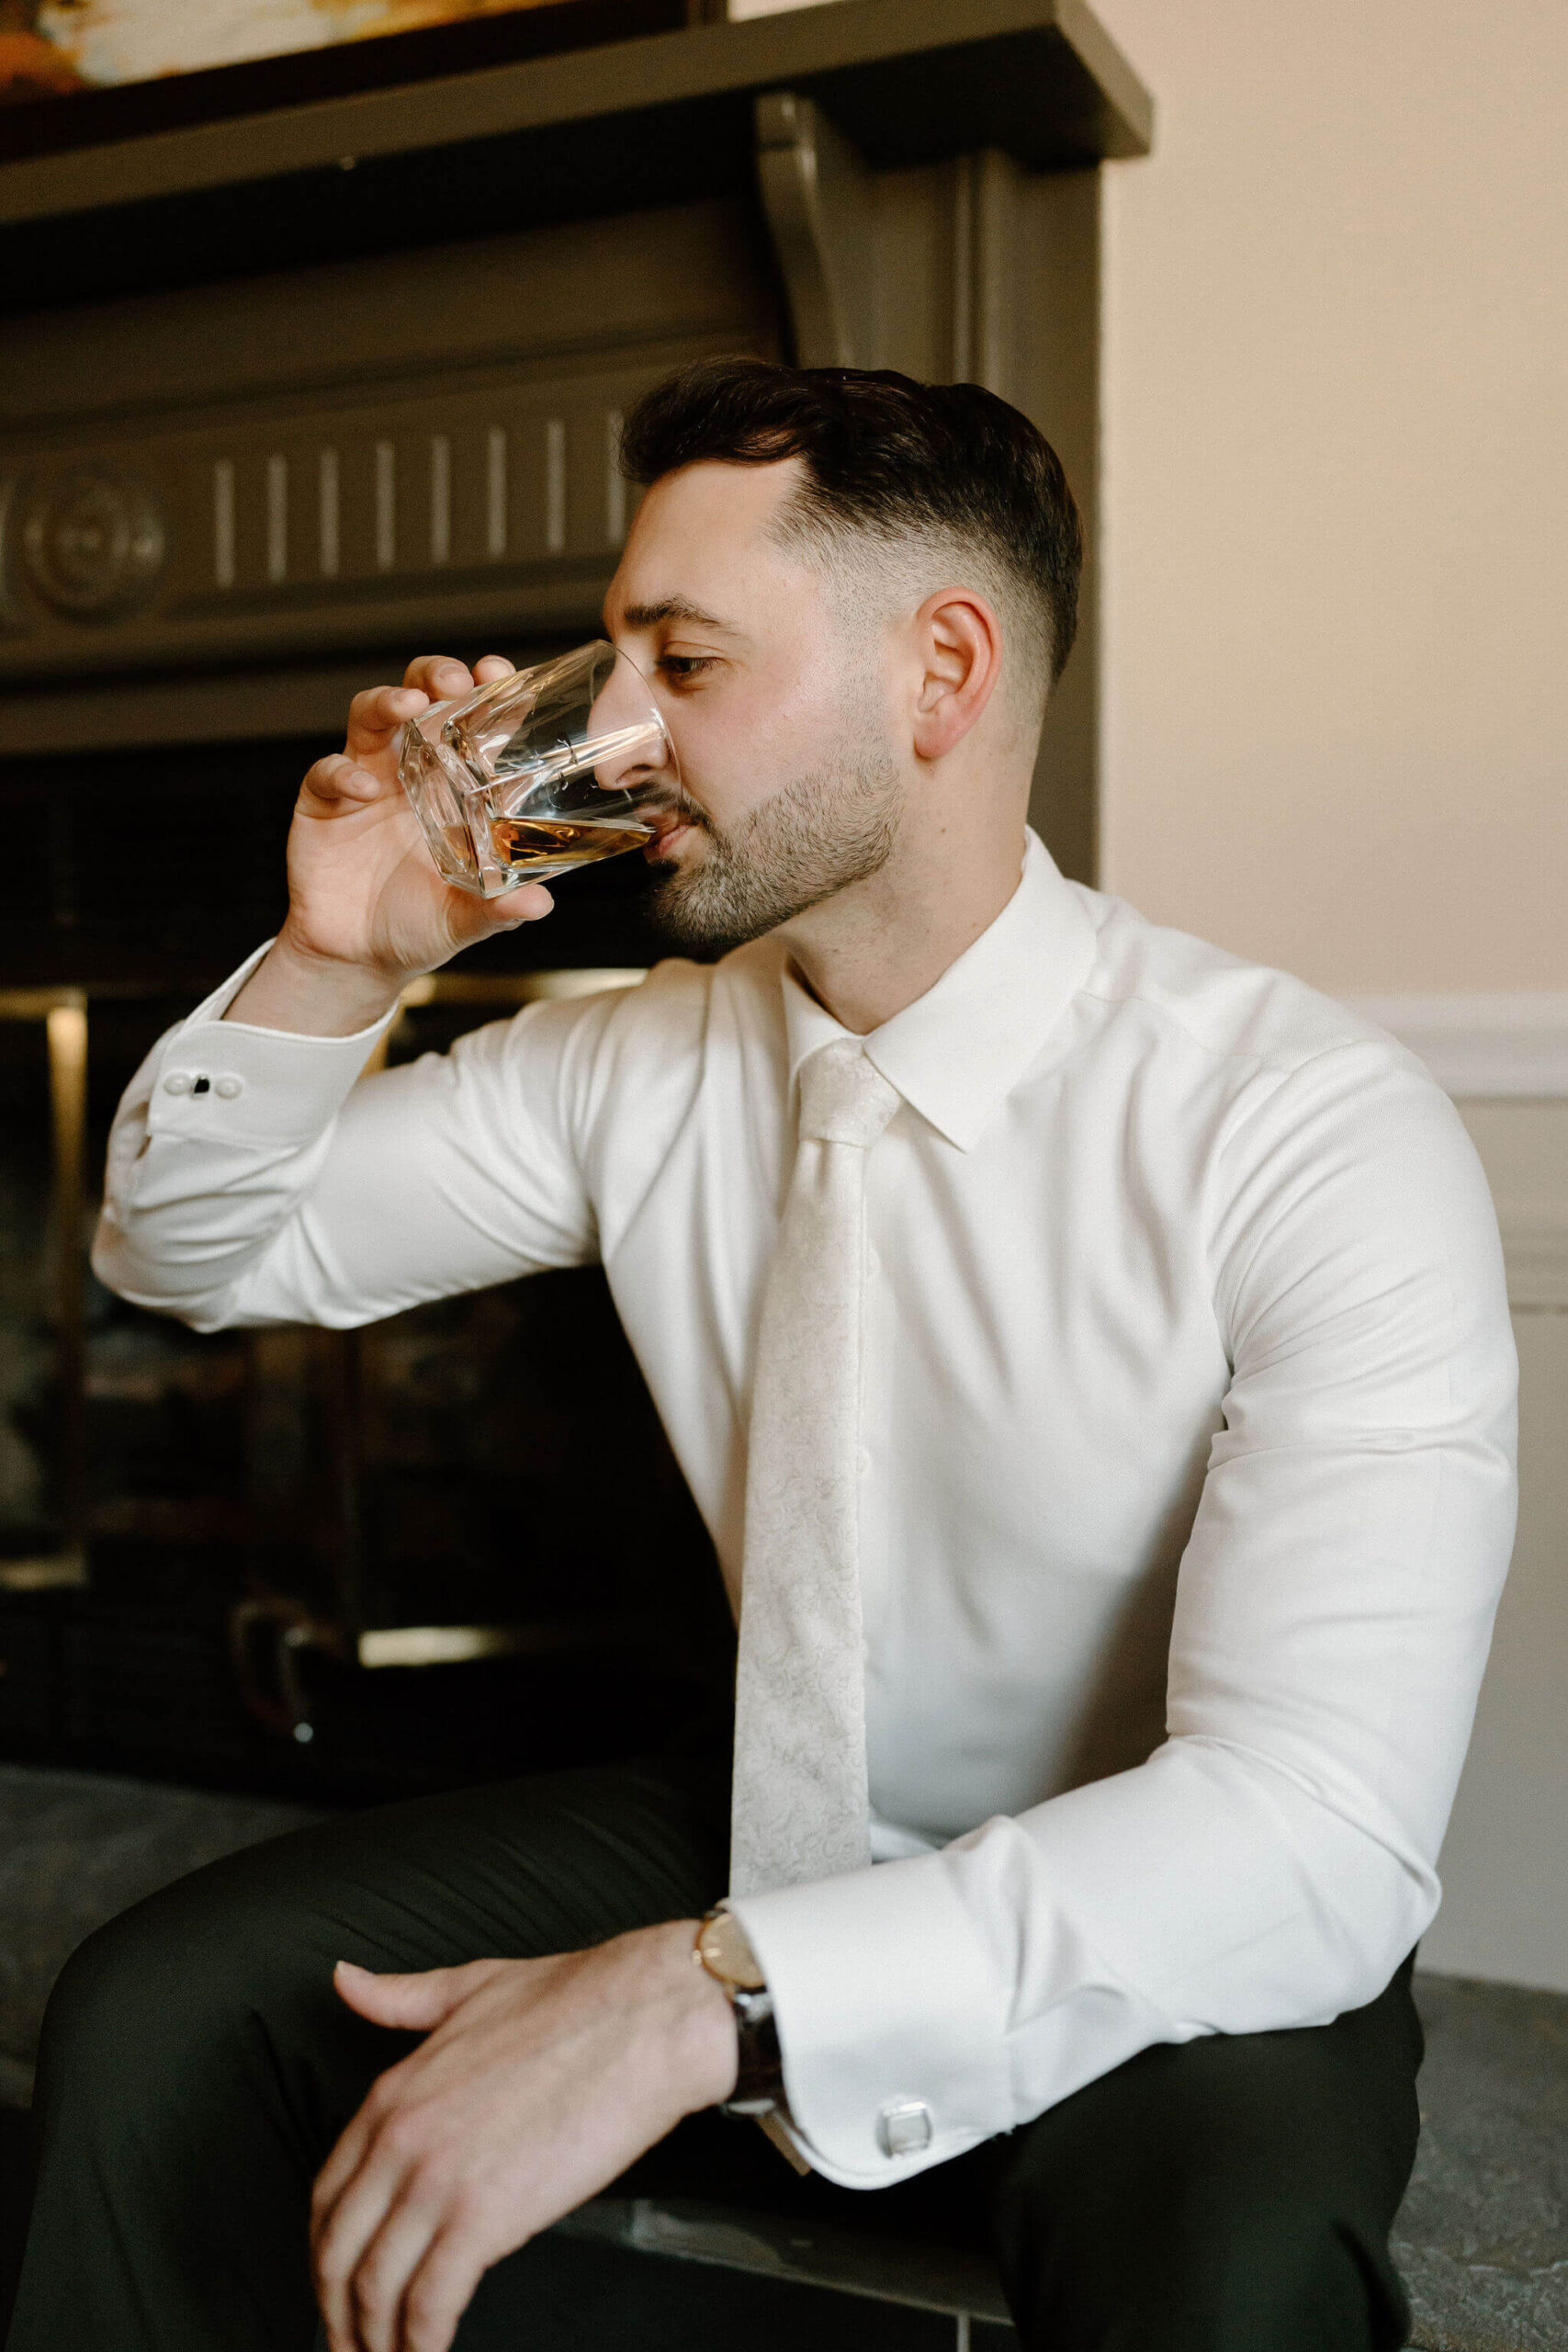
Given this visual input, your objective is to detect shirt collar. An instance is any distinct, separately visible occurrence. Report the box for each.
[780,830,1099,1151]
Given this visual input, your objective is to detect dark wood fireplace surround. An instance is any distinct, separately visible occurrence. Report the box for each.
[0,2,1149,1801]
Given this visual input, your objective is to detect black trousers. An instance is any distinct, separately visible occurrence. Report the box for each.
[6,1756,1422,2351]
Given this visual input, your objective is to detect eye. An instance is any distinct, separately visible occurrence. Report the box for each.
[657,653,717,684]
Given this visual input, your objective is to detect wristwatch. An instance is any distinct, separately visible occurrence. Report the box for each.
[693,1908,784,2116]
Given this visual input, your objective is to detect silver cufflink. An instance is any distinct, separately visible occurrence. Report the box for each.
[876,2098,933,2158]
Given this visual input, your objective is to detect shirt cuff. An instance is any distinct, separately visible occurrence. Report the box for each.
[728,1849,1012,2189]
[142,941,399,1149]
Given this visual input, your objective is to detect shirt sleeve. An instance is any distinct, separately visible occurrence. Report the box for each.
[92,944,606,1330]
[729,1042,1518,2188]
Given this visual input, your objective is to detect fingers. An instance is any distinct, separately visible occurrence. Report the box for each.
[344,684,431,758]
[400,654,477,702]
[344,657,513,760]
[333,2198,488,2352]
[333,1961,467,2034]
[348,2197,441,2352]
[313,2090,491,2352]
[312,2100,378,2256]
[398,654,513,697]
[400,2222,491,2352]
[314,2131,400,2351]
[299,752,388,813]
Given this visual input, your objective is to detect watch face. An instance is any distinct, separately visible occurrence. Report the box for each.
[697,1909,767,1992]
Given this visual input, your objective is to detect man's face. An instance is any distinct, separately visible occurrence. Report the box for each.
[603,458,903,953]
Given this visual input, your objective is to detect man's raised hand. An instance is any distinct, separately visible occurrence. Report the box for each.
[226,654,554,1036]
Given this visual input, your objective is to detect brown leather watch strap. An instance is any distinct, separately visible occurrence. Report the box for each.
[694,1910,784,2115]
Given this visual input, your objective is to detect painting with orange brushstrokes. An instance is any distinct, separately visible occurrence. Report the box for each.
[0,0,572,98]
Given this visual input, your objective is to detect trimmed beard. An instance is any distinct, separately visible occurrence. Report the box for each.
[649,734,902,957]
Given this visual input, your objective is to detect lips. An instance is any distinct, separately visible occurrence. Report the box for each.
[645,820,694,862]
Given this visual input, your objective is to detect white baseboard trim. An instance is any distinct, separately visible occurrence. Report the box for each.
[1345,994,1568,1098]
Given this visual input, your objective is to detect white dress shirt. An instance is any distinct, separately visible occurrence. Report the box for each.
[94,832,1517,2189]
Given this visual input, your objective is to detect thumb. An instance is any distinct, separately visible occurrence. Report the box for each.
[333,1959,468,2033]
[446,879,555,946]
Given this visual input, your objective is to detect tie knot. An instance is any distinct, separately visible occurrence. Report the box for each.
[796,1040,901,1148]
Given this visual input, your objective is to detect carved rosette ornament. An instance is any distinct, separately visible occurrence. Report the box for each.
[19,469,166,618]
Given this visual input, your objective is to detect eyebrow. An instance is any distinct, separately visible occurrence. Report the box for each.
[617,595,735,632]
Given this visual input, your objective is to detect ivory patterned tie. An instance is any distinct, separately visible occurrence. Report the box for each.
[729,1039,902,1897]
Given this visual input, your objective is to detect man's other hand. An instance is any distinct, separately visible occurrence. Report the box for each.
[310,1922,739,2352]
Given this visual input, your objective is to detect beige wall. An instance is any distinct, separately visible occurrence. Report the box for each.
[1089,0,1567,992]
[740,0,1567,991]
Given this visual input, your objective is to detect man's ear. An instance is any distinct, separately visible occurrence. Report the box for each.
[910,589,1004,763]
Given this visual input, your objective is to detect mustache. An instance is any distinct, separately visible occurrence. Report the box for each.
[635,780,714,838]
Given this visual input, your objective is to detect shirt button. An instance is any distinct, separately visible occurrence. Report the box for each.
[858,1444,874,1476]
[214,1075,244,1100]
[162,1071,194,1096]
[876,2099,933,2158]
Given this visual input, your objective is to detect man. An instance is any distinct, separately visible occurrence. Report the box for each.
[9,360,1515,2352]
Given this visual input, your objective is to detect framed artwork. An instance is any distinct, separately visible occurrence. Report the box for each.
[0,0,694,155]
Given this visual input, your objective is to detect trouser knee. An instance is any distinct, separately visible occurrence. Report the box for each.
[37,1899,196,2116]
[34,1857,353,2160]
[12,1859,348,2352]
[1162,2193,1408,2352]
[996,2170,1407,2352]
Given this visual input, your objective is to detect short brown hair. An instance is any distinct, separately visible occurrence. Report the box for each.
[620,357,1083,693]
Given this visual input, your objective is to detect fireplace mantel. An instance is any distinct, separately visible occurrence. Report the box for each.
[0,1,1149,249]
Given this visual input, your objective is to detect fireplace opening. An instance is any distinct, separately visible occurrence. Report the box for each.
[0,737,731,1804]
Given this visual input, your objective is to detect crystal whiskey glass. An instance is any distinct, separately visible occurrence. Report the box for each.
[398,639,681,898]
